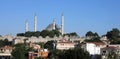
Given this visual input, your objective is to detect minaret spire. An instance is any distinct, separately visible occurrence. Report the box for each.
[61,13,64,35]
[34,14,37,32]
[53,18,56,30]
[25,18,28,32]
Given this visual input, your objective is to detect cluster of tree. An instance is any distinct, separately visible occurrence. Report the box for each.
[0,39,10,47]
[106,28,120,44]
[49,47,91,59]
[85,31,101,42]
[64,32,78,37]
[107,51,118,59]
[86,31,99,37]
[37,40,55,51]
[42,40,91,59]
[17,30,61,38]
[36,42,45,48]
[44,40,55,51]
[84,28,120,44]
[11,43,33,59]
[11,44,27,59]
[11,40,55,59]
[84,37,102,42]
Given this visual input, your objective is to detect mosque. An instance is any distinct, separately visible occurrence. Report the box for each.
[25,13,64,35]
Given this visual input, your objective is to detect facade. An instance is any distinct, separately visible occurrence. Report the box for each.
[85,42,105,55]
[101,46,118,59]
[0,46,13,59]
[56,39,75,50]
[28,44,48,59]
[86,43,100,55]
[28,49,48,59]
[56,42,75,50]
[100,45,120,59]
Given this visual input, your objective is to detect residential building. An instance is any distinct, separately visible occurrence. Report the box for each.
[85,42,105,55]
[56,39,75,50]
[0,46,13,59]
[101,45,118,59]
[28,43,48,59]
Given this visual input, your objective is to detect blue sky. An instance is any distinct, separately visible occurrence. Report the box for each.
[0,0,120,36]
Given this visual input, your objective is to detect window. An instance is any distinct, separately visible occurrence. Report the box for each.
[103,51,106,53]
[34,54,38,57]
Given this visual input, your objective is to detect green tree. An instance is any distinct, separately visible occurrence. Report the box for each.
[44,40,55,51]
[86,31,99,37]
[49,47,91,59]
[37,42,45,48]
[70,32,78,36]
[106,28,120,39]
[40,30,49,38]
[106,28,120,44]
[25,31,34,37]
[49,31,55,38]
[85,31,101,42]
[86,31,94,37]
[94,32,99,37]
[34,57,42,59]
[11,44,28,59]
[4,39,9,45]
[33,31,41,37]
[17,29,61,38]
[53,30,61,37]
[0,40,4,47]
[40,30,61,38]
[107,51,117,59]
[64,32,78,37]
[0,39,10,47]
[17,33,25,36]
[85,37,102,42]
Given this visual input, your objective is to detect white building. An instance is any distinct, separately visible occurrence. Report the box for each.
[86,42,105,55]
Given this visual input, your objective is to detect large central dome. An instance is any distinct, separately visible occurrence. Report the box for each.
[45,21,61,31]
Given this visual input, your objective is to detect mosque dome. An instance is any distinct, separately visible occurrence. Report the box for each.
[45,23,61,31]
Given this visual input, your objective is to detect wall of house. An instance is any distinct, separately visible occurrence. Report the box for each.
[56,43,75,50]
[86,43,101,55]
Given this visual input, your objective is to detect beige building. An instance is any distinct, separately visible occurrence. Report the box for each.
[0,46,13,59]
[56,39,75,50]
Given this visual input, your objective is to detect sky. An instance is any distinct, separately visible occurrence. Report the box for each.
[0,0,120,36]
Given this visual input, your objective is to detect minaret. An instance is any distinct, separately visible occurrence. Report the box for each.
[34,14,37,32]
[25,19,28,32]
[61,13,64,35]
[53,19,56,30]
